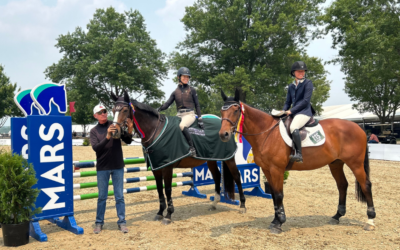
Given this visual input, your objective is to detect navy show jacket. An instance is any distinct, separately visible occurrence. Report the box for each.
[283,79,314,117]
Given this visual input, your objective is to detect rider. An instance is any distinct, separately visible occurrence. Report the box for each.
[158,67,204,157]
[282,61,315,163]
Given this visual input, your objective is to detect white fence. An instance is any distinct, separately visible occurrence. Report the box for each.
[369,144,400,162]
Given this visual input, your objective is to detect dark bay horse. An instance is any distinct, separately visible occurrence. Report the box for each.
[111,92,246,225]
[218,89,375,234]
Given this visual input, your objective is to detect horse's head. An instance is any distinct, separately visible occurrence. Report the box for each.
[219,88,241,142]
[31,83,67,115]
[14,89,42,116]
[111,91,133,139]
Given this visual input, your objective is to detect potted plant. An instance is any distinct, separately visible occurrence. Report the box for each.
[0,151,41,247]
[263,171,290,194]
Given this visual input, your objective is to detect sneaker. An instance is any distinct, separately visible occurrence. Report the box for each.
[118,224,129,233]
[93,224,103,234]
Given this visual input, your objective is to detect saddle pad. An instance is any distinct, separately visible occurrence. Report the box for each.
[279,120,326,148]
[144,115,237,171]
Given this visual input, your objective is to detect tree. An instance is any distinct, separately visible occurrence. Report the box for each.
[0,65,22,127]
[45,7,168,109]
[170,0,330,112]
[68,89,97,136]
[323,0,400,125]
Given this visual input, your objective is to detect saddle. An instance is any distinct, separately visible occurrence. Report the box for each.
[283,116,319,141]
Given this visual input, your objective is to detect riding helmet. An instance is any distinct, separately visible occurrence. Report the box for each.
[291,61,307,77]
[177,67,191,78]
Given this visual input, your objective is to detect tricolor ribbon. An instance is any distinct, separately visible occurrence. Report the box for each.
[235,103,245,143]
[130,102,145,138]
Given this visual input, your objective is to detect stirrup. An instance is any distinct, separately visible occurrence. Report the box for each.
[289,154,303,163]
[189,146,197,157]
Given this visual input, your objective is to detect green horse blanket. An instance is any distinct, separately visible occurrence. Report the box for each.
[143,115,237,171]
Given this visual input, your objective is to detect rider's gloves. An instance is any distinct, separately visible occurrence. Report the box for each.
[198,117,205,129]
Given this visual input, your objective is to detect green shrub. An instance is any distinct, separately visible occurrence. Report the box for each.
[83,138,90,146]
[0,151,41,224]
[284,171,289,180]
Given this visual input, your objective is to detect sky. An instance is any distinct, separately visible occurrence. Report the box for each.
[0,0,352,125]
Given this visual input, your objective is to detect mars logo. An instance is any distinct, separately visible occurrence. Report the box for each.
[14,89,42,116]
[31,83,67,115]
[11,82,82,242]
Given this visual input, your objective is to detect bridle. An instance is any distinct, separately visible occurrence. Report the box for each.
[113,100,162,145]
[113,101,132,135]
[221,101,282,137]
[221,103,241,130]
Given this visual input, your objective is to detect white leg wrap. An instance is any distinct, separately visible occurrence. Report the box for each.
[213,193,220,206]
[367,219,375,226]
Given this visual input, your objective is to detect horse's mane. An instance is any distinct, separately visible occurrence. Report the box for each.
[223,99,270,116]
[131,99,166,121]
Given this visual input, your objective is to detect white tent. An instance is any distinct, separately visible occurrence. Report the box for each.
[72,124,97,133]
[317,104,400,123]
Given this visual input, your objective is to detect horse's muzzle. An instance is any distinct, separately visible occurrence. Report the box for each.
[219,131,231,142]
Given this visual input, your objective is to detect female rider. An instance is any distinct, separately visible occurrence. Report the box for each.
[158,67,204,157]
[282,61,315,163]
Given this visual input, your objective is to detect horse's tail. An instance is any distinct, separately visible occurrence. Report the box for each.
[222,161,235,200]
[356,144,370,203]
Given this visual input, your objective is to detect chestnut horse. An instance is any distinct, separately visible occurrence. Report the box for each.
[218,89,375,234]
[110,92,246,225]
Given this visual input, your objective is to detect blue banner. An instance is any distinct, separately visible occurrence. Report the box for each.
[11,117,28,159]
[193,162,261,189]
[27,116,74,221]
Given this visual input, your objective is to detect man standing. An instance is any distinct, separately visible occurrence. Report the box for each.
[90,104,133,234]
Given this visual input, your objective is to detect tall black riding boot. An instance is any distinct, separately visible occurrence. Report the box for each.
[289,129,303,163]
[182,127,196,157]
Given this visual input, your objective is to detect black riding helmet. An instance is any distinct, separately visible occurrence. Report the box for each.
[291,61,307,77]
[177,67,191,78]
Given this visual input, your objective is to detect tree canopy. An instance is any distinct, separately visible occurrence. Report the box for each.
[45,7,168,109]
[169,0,330,113]
[0,65,22,126]
[323,0,400,124]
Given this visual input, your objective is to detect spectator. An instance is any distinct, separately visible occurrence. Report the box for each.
[368,132,379,143]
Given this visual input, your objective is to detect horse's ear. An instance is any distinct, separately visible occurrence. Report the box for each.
[111,92,118,102]
[234,88,240,102]
[124,91,130,103]
[221,89,228,101]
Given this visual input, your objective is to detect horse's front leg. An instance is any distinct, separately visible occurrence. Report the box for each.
[268,166,286,234]
[206,161,221,211]
[162,166,174,225]
[225,158,246,213]
[153,169,166,221]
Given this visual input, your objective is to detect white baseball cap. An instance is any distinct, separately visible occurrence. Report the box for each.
[93,104,107,114]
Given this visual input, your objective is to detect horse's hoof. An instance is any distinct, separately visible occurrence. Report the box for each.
[239,207,246,214]
[162,218,172,225]
[208,205,217,211]
[329,218,340,225]
[364,223,375,231]
[270,227,283,234]
[154,215,163,221]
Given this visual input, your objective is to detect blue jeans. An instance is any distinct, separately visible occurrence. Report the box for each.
[95,168,126,226]
[368,140,378,143]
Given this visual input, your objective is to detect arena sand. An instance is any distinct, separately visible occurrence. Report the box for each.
[0,145,399,249]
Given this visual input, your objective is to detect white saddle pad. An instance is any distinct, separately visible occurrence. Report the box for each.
[279,120,326,147]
